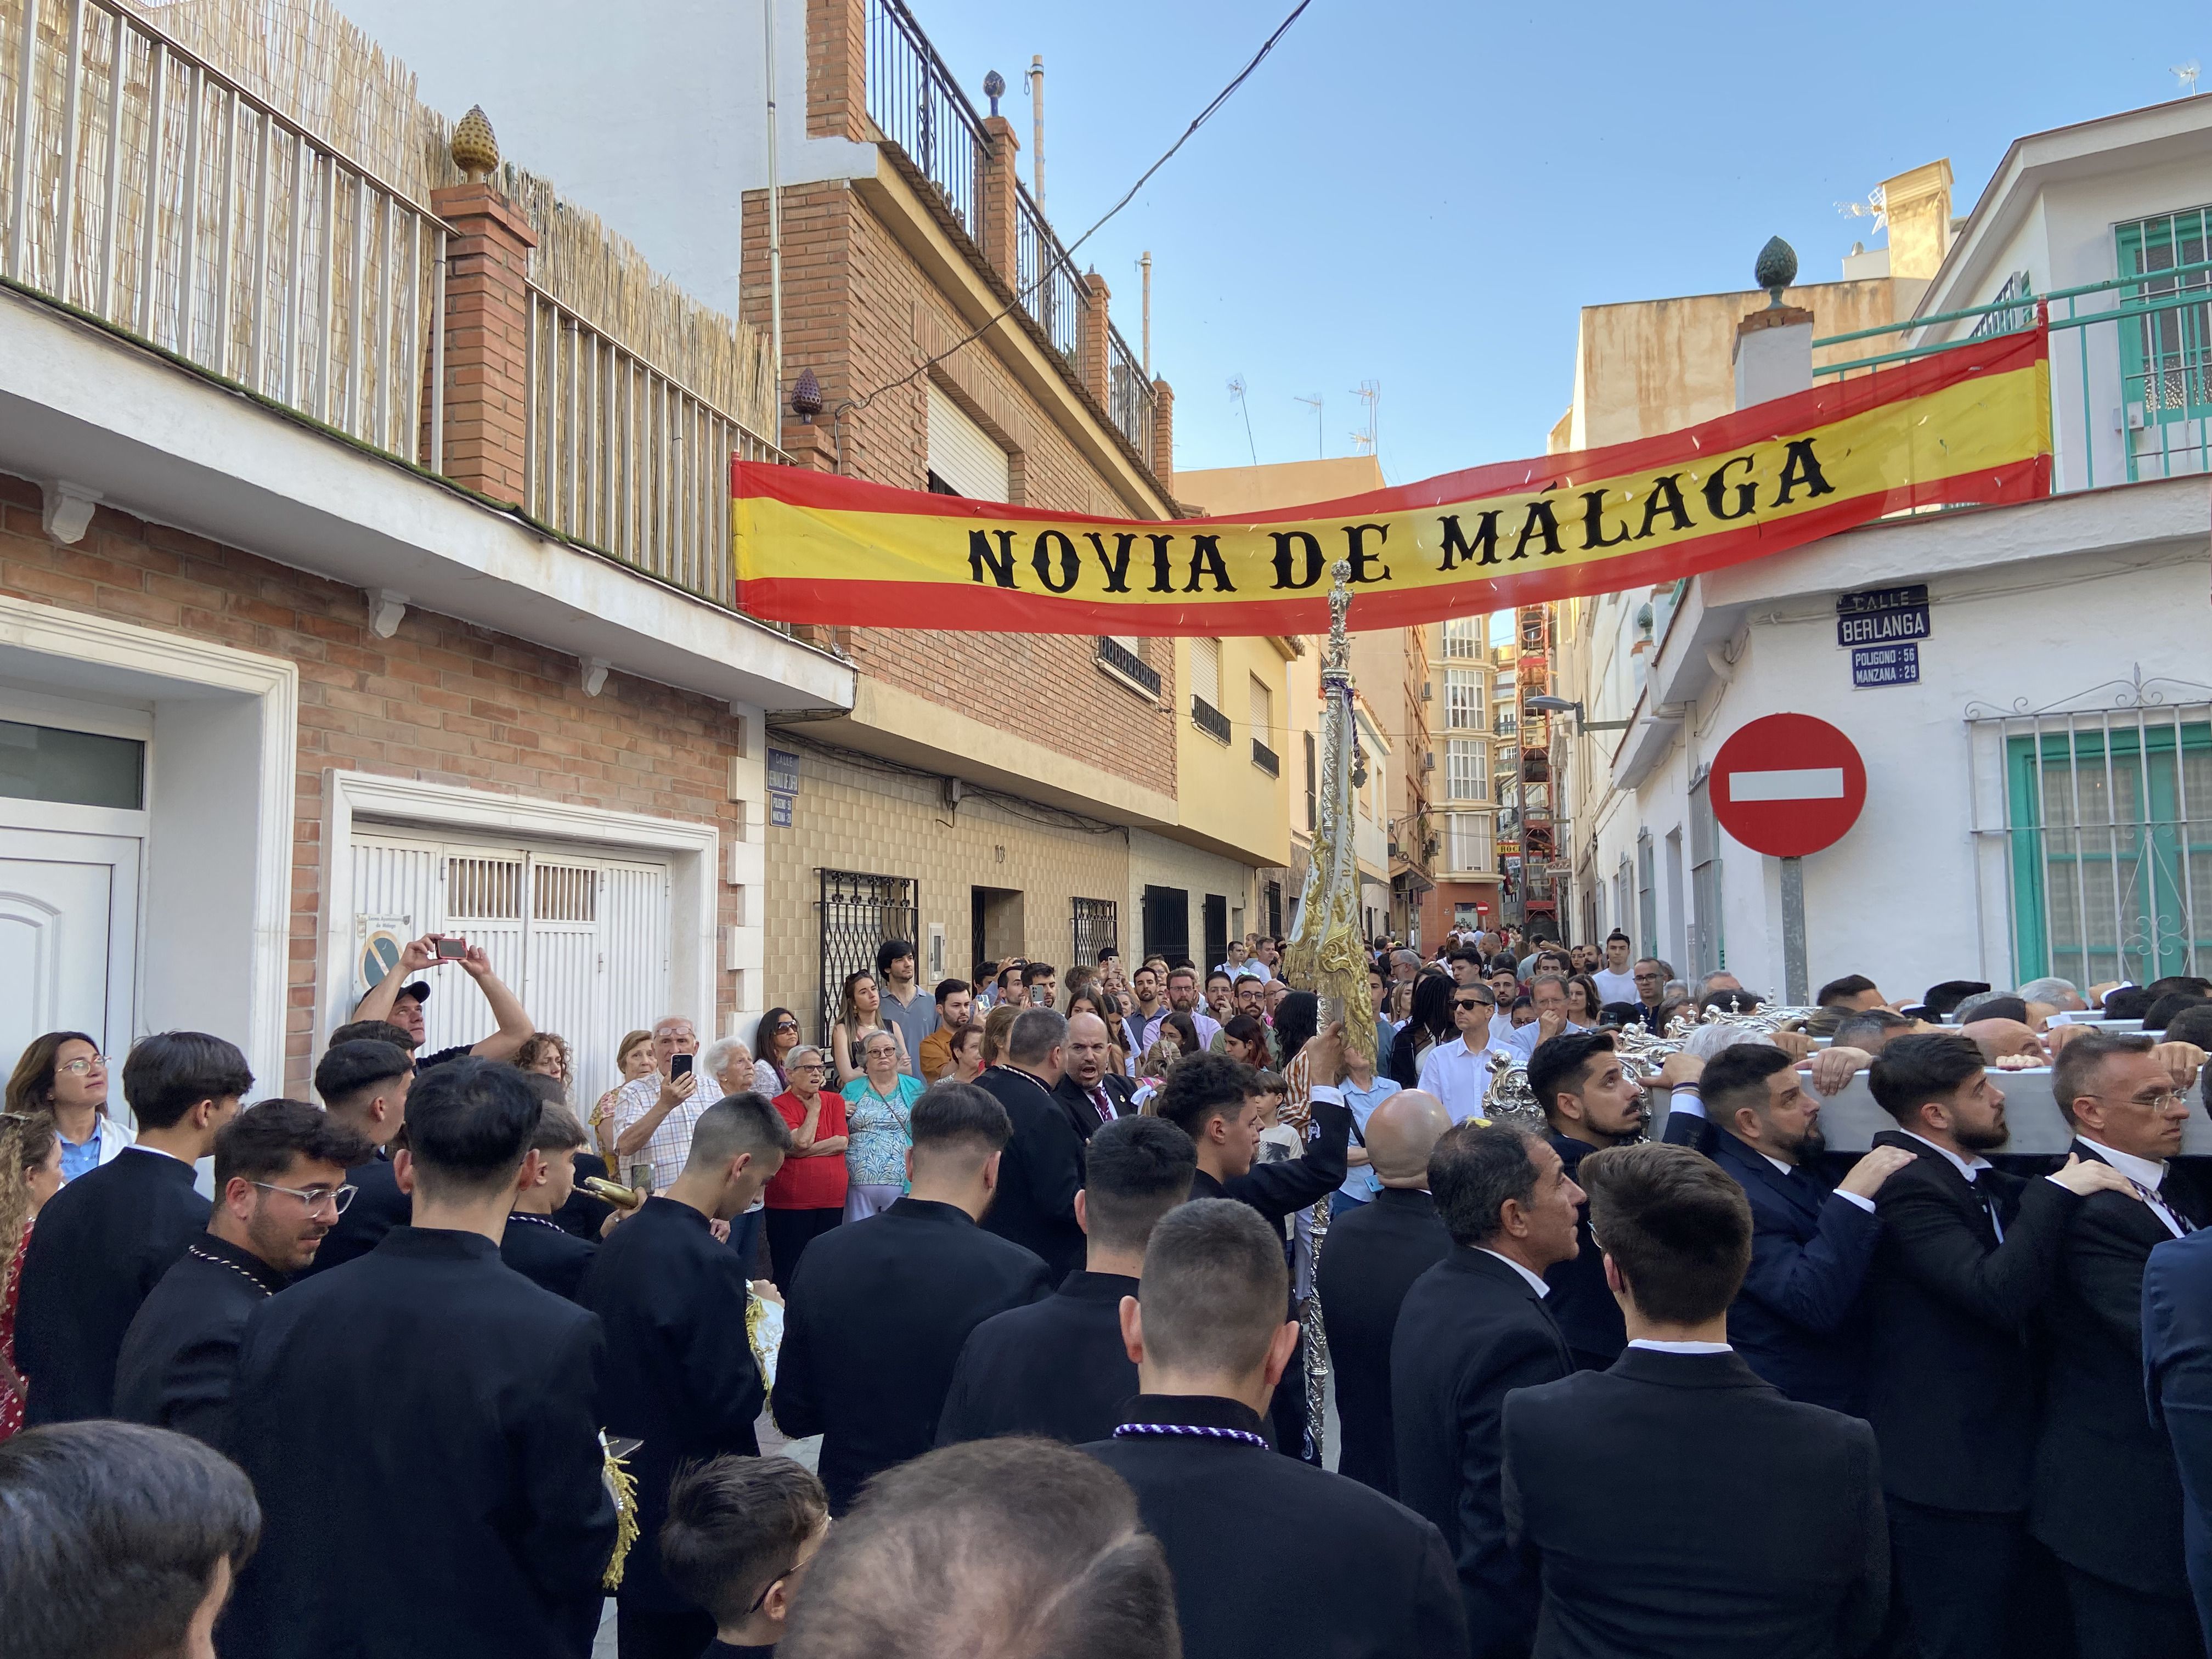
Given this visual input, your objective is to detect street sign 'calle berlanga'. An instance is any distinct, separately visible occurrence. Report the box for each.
[1836,584,1930,646]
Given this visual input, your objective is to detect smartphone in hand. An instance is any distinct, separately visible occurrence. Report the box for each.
[670,1053,694,1080]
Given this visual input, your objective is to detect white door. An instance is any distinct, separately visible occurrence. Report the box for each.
[0,827,141,1082]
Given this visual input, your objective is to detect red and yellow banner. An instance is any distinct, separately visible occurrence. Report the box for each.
[733,328,2051,634]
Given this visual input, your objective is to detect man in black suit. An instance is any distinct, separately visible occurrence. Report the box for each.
[2146,1224,2212,1654]
[221,1059,617,1658]
[938,1113,1194,1447]
[1502,1140,1888,1657]
[293,1039,414,1278]
[2034,1031,2209,1657]
[14,1031,251,1426]
[1701,1042,1912,1411]
[774,1081,1053,1513]
[503,1102,601,1302]
[583,1091,792,1659]
[1052,1010,1137,1142]
[1152,1041,1350,1460]
[975,1008,1086,1281]
[1861,1034,2134,1659]
[1528,1031,1653,1372]
[116,1099,370,1447]
[1314,1088,1453,1498]
[1393,1122,1579,1658]
[1085,1198,1466,1659]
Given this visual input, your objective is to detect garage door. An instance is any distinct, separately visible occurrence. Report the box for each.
[351,828,670,1104]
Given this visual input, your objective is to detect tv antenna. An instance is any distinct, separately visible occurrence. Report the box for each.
[1228,375,1258,466]
[1293,393,1323,458]
[1349,380,1379,456]
[2177,60,2202,94]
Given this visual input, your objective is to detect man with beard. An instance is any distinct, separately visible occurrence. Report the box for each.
[115,1099,371,1446]
[1528,1033,1656,1374]
[1702,1045,1914,1413]
[1862,1036,2137,1659]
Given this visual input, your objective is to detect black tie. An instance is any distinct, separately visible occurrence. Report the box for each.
[1973,1180,2004,1243]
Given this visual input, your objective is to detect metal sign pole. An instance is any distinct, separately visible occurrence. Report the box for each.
[1780,855,1808,1006]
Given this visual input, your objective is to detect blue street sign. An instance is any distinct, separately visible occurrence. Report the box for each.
[1851,642,1920,688]
[1837,583,1931,648]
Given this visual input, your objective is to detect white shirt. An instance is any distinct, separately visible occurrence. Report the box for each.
[2078,1136,2191,1238]
[1222,958,1272,984]
[1476,1247,1552,1297]
[1143,1009,1223,1052]
[608,1072,713,1194]
[1488,1013,1520,1048]
[1502,1019,1590,1062]
[1592,968,1639,1005]
[1627,1338,1733,1354]
[1418,1037,1496,1124]
[1760,1148,1875,1214]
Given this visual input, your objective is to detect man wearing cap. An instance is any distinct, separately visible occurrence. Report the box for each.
[351,933,534,1069]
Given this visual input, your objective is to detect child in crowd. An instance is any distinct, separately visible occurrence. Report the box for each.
[659,1454,830,1657]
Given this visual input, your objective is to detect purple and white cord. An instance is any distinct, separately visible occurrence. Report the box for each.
[1110,1421,1271,1451]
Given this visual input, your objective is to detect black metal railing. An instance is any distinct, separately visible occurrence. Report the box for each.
[865,0,987,245]
[1192,697,1232,744]
[817,869,918,1044]
[1096,636,1161,695]
[1014,181,1084,364]
[1107,325,1156,457]
[1251,739,1280,777]
[1071,898,1119,968]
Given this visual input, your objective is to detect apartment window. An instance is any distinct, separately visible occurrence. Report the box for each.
[1447,811,1493,872]
[1689,770,1724,977]
[2117,209,2212,470]
[1188,637,1229,742]
[1999,712,2212,987]
[1447,739,1487,802]
[1248,675,1278,772]
[1637,830,1658,961]
[1444,668,1482,731]
[1443,617,1482,659]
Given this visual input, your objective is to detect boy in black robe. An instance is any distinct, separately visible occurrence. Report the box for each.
[503,1099,601,1301]
[294,1038,414,1277]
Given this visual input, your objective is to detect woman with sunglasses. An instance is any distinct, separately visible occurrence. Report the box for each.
[4,1033,127,1184]
[753,1008,803,1095]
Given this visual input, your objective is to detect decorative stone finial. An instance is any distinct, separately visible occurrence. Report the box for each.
[452,105,500,183]
[1755,235,1797,308]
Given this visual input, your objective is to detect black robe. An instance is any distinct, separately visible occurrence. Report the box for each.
[294,1150,407,1278]
[502,1210,597,1302]
[1084,1394,1466,1659]
[14,1146,208,1426]
[114,1232,285,1447]
[935,1269,1138,1447]
[774,1196,1052,1512]
[974,1066,1086,1281]
[579,1197,762,1615]
[1312,1186,1452,1498]
[221,1227,617,1659]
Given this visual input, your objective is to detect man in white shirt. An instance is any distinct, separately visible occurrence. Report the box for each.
[1418,985,1502,1124]
[608,1015,708,1193]
[1500,974,1590,1064]
[1589,933,1638,1007]
[1142,966,1223,1053]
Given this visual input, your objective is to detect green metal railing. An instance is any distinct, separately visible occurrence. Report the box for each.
[1813,258,2212,492]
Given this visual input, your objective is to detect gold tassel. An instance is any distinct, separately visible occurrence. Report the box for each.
[600,1432,641,1591]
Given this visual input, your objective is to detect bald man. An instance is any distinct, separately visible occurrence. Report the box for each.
[1965,1019,2048,1068]
[1052,1011,1137,1143]
[1314,1090,1456,1498]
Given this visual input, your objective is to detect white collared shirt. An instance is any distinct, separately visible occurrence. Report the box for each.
[1502,1019,1591,1062]
[1476,1247,1552,1297]
[1627,1338,1733,1354]
[2078,1136,2190,1238]
[1417,1037,1495,1124]
[1760,1148,1875,1214]
[122,1141,191,1166]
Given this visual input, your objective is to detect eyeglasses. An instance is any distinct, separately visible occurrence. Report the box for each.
[252,1181,358,1214]
[55,1055,108,1076]
[790,1063,827,1074]
[2085,1088,2189,1110]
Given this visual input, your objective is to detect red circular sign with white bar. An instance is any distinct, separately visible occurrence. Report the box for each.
[1709,714,1867,857]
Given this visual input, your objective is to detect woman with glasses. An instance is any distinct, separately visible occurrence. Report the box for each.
[0,1109,61,1439]
[764,1047,849,1288]
[594,1030,655,1165]
[4,1033,127,1183]
[753,1007,803,1095]
[840,1030,923,1222]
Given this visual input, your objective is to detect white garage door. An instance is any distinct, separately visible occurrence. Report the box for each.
[927,381,1011,501]
[351,828,670,1104]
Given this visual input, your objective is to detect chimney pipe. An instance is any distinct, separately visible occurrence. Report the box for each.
[1026,54,1045,211]
[1139,251,1152,375]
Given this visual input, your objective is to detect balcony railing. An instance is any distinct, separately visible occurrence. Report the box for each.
[864,0,1157,467]
[1,0,445,466]
[1095,634,1160,695]
[0,0,794,630]
[1191,695,1232,744]
[1251,737,1279,776]
[1815,258,2212,493]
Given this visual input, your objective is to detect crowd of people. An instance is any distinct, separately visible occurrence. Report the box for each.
[5,919,2212,1659]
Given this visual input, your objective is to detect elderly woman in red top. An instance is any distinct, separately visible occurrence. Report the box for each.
[765,1046,849,1290]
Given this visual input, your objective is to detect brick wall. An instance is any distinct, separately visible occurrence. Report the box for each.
[0,470,748,1093]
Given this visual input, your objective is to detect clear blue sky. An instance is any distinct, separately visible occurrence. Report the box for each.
[911,0,2203,484]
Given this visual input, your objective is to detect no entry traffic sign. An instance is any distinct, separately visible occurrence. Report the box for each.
[1710,714,1866,857]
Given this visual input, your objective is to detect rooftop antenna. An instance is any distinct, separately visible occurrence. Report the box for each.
[2177,60,2202,94]
[1228,375,1257,466]
[1349,380,1379,456]
[1026,55,1046,211]
[1294,393,1323,458]
[1837,185,1889,234]
[1138,251,1152,375]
